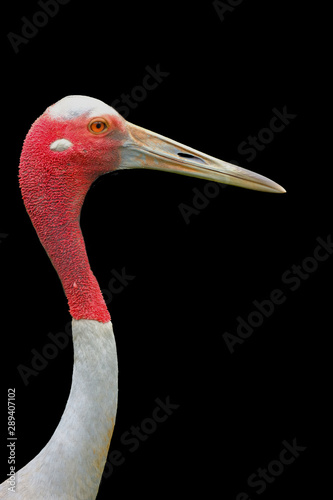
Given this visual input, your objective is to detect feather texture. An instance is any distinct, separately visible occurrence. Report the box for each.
[0,319,118,499]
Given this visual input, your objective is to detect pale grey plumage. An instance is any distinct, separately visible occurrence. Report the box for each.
[0,319,118,499]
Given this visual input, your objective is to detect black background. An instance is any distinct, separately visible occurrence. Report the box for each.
[1,1,330,498]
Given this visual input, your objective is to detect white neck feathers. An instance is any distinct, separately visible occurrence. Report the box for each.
[13,319,118,500]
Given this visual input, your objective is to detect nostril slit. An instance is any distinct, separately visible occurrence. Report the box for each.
[177,153,206,164]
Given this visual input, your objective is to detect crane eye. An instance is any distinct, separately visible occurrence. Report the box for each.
[88,119,109,134]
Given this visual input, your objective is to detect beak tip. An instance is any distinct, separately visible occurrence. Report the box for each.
[277,185,287,194]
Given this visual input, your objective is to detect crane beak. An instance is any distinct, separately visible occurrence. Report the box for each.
[119,122,286,194]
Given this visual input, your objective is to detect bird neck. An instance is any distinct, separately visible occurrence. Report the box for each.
[17,319,118,498]
[19,148,110,323]
[52,319,117,495]
[42,205,111,323]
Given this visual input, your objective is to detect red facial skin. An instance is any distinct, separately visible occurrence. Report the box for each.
[19,110,127,323]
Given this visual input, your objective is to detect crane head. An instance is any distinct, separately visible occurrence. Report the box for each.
[21,95,285,197]
[18,95,285,323]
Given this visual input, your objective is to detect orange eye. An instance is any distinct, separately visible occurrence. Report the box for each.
[88,119,109,134]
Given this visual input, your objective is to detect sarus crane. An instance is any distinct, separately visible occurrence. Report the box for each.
[0,95,285,499]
